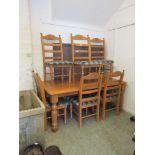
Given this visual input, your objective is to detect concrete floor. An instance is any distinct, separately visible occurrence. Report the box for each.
[44,111,135,155]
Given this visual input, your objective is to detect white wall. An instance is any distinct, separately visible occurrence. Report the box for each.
[29,0,105,79]
[51,0,124,28]
[104,0,135,114]
[19,0,33,90]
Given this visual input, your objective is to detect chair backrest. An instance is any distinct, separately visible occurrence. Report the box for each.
[102,70,125,96]
[32,70,39,96]
[90,38,105,60]
[79,72,101,106]
[32,71,46,105]
[40,33,63,80]
[71,34,91,62]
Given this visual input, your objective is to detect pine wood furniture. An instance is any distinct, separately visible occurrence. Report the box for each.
[101,70,124,121]
[41,33,72,82]
[70,73,101,128]
[90,37,105,60]
[71,34,113,80]
[71,34,91,80]
[90,37,113,73]
[33,71,67,130]
[43,78,126,132]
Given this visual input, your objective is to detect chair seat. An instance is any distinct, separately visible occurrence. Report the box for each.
[46,97,68,108]
[106,102,116,110]
[74,59,114,65]
[100,96,114,103]
[46,60,73,65]
[71,95,97,106]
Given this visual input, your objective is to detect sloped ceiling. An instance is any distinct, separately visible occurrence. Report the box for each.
[51,0,124,28]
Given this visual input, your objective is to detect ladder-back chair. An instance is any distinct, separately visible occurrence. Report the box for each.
[41,33,72,82]
[90,37,105,60]
[90,37,113,73]
[70,72,101,128]
[33,71,67,130]
[101,70,124,121]
[71,34,101,79]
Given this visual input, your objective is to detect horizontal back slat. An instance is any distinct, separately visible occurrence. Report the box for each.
[82,88,98,95]
[44,50,62,53]
[73,43,89,47]
[41,34,60,40]
[74,57,89,60]
[75,50,89,53]
[91,51,104,53]
[82,96,97,102]
[90,38,104,43]
[43,43,61,46]
[45,57,61,60]
[72,34,88,40]
[83,83,99,90]
[91,56,104,59]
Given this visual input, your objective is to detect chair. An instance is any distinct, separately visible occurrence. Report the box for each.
[101,70,124,121]
[40,33,72,82]
[90,37,105,60]
[71,34,102,80]
[71,34,90,79]
[71,34,90,62]
[70,72,101,128]
[33,71,67,130]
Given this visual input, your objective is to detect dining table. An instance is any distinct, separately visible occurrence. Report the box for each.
[44,79,126,132]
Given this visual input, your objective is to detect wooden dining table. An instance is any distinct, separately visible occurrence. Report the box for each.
[44,79,126,132]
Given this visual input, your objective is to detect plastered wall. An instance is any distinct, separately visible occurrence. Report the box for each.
[19,0,33,90]
[105,0,135,114]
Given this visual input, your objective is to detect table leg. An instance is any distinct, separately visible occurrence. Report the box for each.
[120,82,126,111]
[50,95,58,132]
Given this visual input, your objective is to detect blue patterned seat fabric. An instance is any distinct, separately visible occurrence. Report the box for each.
[74,59,114,65]
[46,60,73,65]
[46,97,69,108]
[71,94,97,106]
[100,96,114,103]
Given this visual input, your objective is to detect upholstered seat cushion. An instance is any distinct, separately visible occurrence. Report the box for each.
[58,97,68,106]
[74,59,114,65]
[71,94,97,106]
[46,97,68,108]
[100,96,115,103]
[46,60,73,65]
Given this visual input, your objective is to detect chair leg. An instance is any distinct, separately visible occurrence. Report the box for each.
[44,112,47,131]
[64,107,67,125]
[70,103,72,119]
[102,102,106,121]
[116,93,121,115]
[78,109,82,128]
[96,105,99,122]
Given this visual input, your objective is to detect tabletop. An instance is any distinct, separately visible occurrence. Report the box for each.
[44,79,126,96]
[44,80,80,96]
